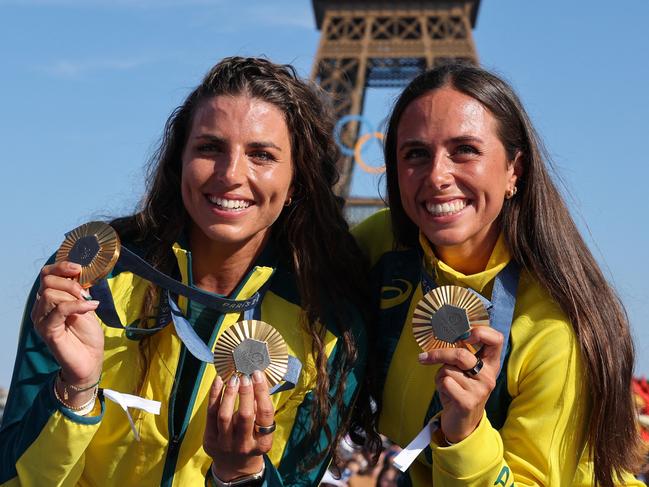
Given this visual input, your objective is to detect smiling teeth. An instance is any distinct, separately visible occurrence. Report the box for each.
[426,199,467,216]
[208,196,251,210]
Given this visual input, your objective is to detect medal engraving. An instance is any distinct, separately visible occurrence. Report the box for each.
[430,304,470,343]
[68,236,101,266]
[233,338,271,376]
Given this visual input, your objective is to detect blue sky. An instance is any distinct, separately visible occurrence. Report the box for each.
[1,0,648,388]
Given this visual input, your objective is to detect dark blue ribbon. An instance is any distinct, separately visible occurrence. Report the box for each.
[88,244,302,394]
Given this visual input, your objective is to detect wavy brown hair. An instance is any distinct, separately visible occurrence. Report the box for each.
[111,56,376,469]
[384,63,643,486]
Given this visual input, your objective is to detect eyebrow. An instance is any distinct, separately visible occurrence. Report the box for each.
[398,139,427,151]
[448,135,484,145]
[193,134,282,151]
[248,141,282,151]
[398,135,484,151]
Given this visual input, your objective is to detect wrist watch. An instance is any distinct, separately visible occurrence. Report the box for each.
[211,463,265,487]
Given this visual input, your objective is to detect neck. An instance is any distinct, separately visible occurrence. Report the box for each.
[188,226,269,296]
[433,226,500,275]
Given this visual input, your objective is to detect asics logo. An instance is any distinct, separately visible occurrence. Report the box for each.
[380,279,414,310]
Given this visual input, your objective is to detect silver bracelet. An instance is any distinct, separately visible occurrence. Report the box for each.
[211,463,265,487]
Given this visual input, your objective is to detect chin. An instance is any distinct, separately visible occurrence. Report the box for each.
[422,229,471,250]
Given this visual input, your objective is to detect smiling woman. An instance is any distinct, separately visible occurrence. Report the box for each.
[354,63,644,486]
[181,95,294,258]
[0,57,377,486]
[395,87,522,275]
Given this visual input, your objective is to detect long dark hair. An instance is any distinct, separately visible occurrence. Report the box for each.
[111,56,375,468]
[384,63,643,486]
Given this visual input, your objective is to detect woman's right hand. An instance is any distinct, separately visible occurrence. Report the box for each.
[31,261,104,401]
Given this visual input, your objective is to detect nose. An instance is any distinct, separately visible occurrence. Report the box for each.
[426,151,453,190]
[216,147,246,184]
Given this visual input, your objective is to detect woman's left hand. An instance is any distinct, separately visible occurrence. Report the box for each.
[204,369,275,481]
[418,326,504,444]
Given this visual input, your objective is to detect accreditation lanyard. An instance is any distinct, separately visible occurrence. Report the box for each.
[393,260,520,472]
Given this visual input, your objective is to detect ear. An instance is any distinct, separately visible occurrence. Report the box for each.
[507,151,524,190]
[284,185,294,206]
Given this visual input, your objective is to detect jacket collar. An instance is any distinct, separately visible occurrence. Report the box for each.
[419,232,512,296]
[170,241,276,301]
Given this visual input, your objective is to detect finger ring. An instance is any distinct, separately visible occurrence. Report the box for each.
[254,421,276,435]
[462,357,484,377]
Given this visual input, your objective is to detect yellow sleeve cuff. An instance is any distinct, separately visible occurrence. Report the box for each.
[431,412,504,478]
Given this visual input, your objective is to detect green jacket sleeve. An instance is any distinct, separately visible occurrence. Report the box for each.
[0,277,105,486]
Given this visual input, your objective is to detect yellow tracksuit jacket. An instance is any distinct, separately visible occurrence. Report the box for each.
[353,209,643,487]
[0,239,366,486]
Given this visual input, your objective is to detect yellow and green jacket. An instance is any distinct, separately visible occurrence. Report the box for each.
[353,209,643,487]
[0,239,367,486]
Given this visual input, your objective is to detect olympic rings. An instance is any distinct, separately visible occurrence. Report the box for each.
[333,115,386,174]
[354,132,385,174]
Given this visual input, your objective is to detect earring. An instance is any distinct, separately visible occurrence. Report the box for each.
[284,197,293,207]
[505,186,518,199]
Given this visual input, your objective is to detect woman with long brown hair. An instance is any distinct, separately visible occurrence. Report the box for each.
[0,56,371,486]
[354,63,644,486]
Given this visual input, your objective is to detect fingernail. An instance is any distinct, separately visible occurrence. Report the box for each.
[215,375,223,388]
[87,300,100,307]
[67,262,81,271]
[80,289,92,300]
[252,370,264,383]
[418,352,428,362]
[241,375,251,386]
[228,374,239,387]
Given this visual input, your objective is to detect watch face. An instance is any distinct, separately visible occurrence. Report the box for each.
[213,320,288,387]
[412,285,489,352]
[55,221,120,288]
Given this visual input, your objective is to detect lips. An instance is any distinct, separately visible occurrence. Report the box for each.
[425,199,467,217]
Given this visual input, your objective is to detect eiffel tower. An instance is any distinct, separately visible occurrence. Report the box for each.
[311,0,480,218]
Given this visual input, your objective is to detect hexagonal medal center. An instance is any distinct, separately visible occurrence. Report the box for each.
[68,235,100,266]
[430,304,470,343]
[233,338,270,376]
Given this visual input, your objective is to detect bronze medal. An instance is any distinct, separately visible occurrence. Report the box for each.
[412,285,489,353]
[213,320,289,388]
[55,221,120,288]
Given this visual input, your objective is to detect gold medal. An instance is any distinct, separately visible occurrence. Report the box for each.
[412,285,489,353]
[213,320,289,388]
[55,221,120,288]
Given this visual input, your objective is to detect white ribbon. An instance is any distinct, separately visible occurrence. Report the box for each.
[392,417,439,472]
[103,388,161,441]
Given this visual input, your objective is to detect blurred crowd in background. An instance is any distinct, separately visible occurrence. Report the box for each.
[321,435,403,487]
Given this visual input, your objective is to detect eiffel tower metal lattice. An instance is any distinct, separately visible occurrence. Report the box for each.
[311,0,481,202]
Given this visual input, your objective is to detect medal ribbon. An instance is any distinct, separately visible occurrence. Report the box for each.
[89,245,301,394]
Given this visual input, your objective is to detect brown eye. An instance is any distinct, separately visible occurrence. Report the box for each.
[455,144,480,155]
[196,143,222,155]
[249,151,276,163]
[402,147,429,162]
